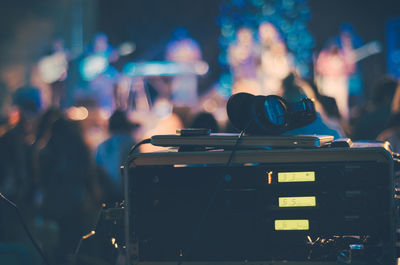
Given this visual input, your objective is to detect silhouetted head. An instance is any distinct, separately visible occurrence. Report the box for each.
[13,86,42,119]
[372,76,397,106]
[108,110,136,134]
[190,112,219,133]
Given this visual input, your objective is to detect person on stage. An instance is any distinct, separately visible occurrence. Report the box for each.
[78,33,121,113]
[228,27,261,95]
[316,39,355,121]
[165,28,203,106]
[337,24,365,108]
[37,38,69,108]
[258,22,292,96]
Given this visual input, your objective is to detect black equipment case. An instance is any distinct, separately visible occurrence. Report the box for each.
[122,143,398,265]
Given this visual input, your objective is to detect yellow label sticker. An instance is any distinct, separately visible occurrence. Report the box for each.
[274,219,309,230]
[278,171,315,182]
[278,196,316,207]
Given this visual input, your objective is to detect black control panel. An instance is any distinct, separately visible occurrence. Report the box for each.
[128,160,395,263]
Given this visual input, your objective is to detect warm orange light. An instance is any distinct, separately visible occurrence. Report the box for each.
[9,109,20,126]
[66,106,89,121]
[82,230,95,239]
[267,171,273,184]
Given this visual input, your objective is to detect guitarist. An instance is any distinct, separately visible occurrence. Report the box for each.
[79,33,121,112]
[316,39,355,121]
[37,38,69,107]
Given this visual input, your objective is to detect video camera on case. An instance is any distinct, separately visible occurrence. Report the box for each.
[121,93,399,265]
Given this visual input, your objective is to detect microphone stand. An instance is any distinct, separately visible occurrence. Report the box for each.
[0,193,51,265]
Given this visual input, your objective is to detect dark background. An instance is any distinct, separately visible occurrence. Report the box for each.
[0,0,399,96]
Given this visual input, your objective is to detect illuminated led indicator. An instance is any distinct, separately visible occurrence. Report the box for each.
[278,196,316,207]
[278,171,315,182]
[275,219,309,230]
[267,171,273,184]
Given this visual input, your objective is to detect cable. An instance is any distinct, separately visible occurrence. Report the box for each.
[0,193,51,265]
[72,205,104,264]
[226,122,250,166]
[127,138,151,156]
[127,122,253,264]
[178,118,254,263]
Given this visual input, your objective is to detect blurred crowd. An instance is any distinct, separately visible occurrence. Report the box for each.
[0,26,399,265]
[1,73,400,265]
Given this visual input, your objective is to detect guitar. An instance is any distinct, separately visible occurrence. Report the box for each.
[38,42,136,84]
[79,42,136,81]
[353,40,382,62]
